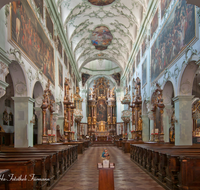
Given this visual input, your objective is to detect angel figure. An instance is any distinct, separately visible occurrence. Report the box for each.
[110,87,115,97]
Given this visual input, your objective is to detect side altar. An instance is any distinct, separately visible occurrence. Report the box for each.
[87,77,116,139]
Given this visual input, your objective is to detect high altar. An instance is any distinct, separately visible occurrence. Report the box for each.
[87,77,116,139]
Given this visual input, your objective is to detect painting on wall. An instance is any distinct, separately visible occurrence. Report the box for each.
[82,73,91,86]
[111,73,120,86]
[34,0,43,18]
[161,0,171,19]
[151,9,158,38]
[57,36,62,57]
[64,52,68,68]
[142,35,147,57]
[142,59,147,86]
[58,60,63,89]
[46,8,53,38]
[151,0,195,82]
[136,50,140,67]
[97,99,107,122]
[91,26,113,50]
[88,0,115,6]
[11,1,55,84]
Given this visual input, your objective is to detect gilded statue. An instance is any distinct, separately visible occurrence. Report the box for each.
[107,114,111,124]
[138,117,142,131]
[110,87,115,97]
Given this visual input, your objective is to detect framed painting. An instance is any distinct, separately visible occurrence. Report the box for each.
[136,50,140,67]
[64,52,68,68]
[142,59,147,87]
[151,9,158,38]
[58,60,63,89]
[151,0,196,82]
[34,0,43,18]
[111,73,120,86]
[46,8,53,38]
[11,1,55,84]
[142,35,147,57]
[161,0,171,19]
[82,73,90,86]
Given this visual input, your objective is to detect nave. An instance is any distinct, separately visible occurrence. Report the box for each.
[53,146,164,190]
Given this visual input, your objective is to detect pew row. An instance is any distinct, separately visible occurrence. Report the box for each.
[0,144,78,190]
[130,143,200,190]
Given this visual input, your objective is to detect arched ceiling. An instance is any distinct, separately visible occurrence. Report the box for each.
[56,0,148,73]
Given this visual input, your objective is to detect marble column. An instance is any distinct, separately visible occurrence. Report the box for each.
[12,97,35,147]
[34,107,43,144]
[163,105,173,143]
[173,96,194,145]
[142,114,149,142]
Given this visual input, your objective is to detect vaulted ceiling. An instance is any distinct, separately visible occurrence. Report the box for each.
[55,0,149,74]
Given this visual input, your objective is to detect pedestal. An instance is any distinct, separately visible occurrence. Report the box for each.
[98,168,114,190]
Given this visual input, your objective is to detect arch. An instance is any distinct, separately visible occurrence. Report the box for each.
[32,81,44,107]
[8,61,28,97]
[162,80,175,105]
[79,57,123,73]
[178,61,198,96]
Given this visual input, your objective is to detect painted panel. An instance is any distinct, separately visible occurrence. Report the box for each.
[11,1,55,84]
[151,0,195,82]
[46,8,53,38]
[97,99,107,122]
[151,9,158,38]
[58,60,63,89]
[142,35,147,57]
[161,0,171,19]
[111,73,120,86]
[91,26,113,50]
[136,50,140,67]
[142,59,147,86]
[82,73,90,86]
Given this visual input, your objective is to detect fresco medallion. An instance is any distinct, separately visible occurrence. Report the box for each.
[88,0,115,6]
[91,26,113,50]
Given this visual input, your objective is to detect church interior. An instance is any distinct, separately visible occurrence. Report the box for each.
[0,0,200,189]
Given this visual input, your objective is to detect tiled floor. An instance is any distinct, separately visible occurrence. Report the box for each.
[53,146,164,190]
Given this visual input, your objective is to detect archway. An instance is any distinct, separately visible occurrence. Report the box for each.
[32,81,43,145]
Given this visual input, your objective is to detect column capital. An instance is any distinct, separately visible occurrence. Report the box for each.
[173,95,194,102]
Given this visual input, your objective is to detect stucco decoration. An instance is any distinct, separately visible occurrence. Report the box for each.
[15,81,27,96]
[88,0,115,6]
[0,62,9,82]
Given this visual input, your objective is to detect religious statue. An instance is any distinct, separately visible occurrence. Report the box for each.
[113,116,116,124]
[107,114,111,124]
[89,88,95,98]
[100,121,105,131]
[138,117,142,131]
[125,87,128,95]
[110,87,115,98]
[88,114,91,124]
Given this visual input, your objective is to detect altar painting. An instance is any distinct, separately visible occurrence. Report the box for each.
[161,0,171,19]
[142,59,147,86]
[97,100,107,122]
[11,1,55,84]
[151,9,158,38]
[151,0,195,82]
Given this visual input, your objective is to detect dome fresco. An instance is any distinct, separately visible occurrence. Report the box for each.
[88,0,115,6]
[91,26,113,50]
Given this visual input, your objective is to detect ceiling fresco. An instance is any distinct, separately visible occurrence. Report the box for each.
[88,0,115,6]
[57,0,148,73]
[91,26,113,50]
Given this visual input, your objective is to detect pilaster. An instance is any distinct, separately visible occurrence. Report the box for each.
[142,114,149,142]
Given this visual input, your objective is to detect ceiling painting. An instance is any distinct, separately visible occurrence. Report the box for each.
[91,26,113,50]
[88,0,115,6]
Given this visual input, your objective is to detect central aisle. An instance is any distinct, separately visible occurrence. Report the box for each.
[53,146,164,190]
